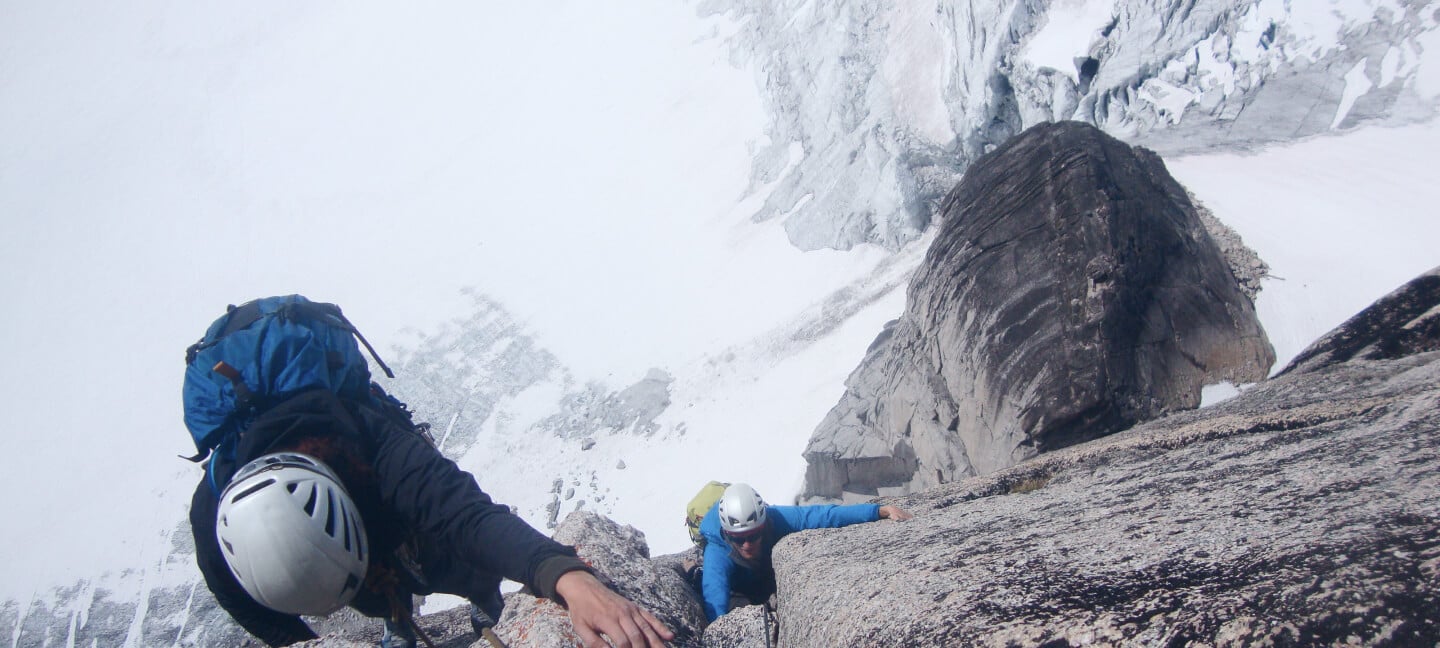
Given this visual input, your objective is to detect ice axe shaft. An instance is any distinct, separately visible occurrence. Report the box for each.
[481,627,508,648]
[472,605,508,648]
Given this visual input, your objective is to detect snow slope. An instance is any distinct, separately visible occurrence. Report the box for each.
[1169,119,1440,373]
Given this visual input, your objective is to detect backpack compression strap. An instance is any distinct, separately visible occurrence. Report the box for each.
[184,299,395,378]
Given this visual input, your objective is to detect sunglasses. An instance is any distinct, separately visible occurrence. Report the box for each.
[724,528,765,546]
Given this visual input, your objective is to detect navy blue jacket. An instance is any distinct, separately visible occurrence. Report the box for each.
[189,390,588,646]
[699,502,879,621]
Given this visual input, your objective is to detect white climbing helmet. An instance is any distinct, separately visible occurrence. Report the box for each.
[718,483,768,535]
[215,452,368,616]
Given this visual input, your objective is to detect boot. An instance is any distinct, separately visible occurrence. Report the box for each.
[469,602,496,637]
[380,617,416,648]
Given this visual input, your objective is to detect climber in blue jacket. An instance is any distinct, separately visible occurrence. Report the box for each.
[697,483,913,621]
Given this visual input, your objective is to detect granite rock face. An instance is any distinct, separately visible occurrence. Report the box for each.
[488,520,779,648]
[802,121,1274,502]
[700,604,773,648]
[493,511,706,648]
[774,266,1440,646]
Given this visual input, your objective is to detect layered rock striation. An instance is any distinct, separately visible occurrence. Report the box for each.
[773,265,1440,646]
[803,121,1274,502]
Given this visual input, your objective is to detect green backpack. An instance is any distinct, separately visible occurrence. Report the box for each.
[684,481,730,547]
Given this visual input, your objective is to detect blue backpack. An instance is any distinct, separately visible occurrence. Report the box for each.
[182,295,397,491]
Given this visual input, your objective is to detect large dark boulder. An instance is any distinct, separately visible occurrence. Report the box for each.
[803,121,1274,501]
[773,266,1440,646]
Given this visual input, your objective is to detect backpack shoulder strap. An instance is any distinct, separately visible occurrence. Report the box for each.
[330,383,436,454]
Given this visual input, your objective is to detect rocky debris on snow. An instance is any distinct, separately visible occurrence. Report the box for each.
[773,265,1440,646]
[701,0,1437,251]
[538,368,674,440]
[1190,190,1269,300]
[381,292,675,463]
[0,568,254,648]
[383,291,563,456]
[802,121,1274,502]
[544,478,564,529]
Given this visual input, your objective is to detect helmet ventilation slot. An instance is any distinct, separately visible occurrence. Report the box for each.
[324,491,337,536]
[302,483,319,516]
[229,478,275,504]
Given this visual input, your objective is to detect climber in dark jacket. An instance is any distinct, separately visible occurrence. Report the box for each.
[697,483,913,621]
[190,389,672,648]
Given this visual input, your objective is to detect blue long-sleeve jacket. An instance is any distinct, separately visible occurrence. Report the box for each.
[699,502,880,621]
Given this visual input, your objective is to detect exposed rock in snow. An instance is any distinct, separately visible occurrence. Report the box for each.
[802,121,1274,501]
[537,368,674,440]
[703,0,1440,250]
[383,293,674,457]
[1190,189,1270,299]
[385,291,563,455]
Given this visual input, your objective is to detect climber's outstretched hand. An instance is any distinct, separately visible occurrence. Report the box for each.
[879,505,914,521]
[555,570,675,648]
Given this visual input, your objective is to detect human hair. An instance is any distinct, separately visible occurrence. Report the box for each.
[274,432,376,495]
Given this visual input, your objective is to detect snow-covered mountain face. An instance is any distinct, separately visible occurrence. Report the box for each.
[3,1,1440,646]
[702,0,1440,250]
